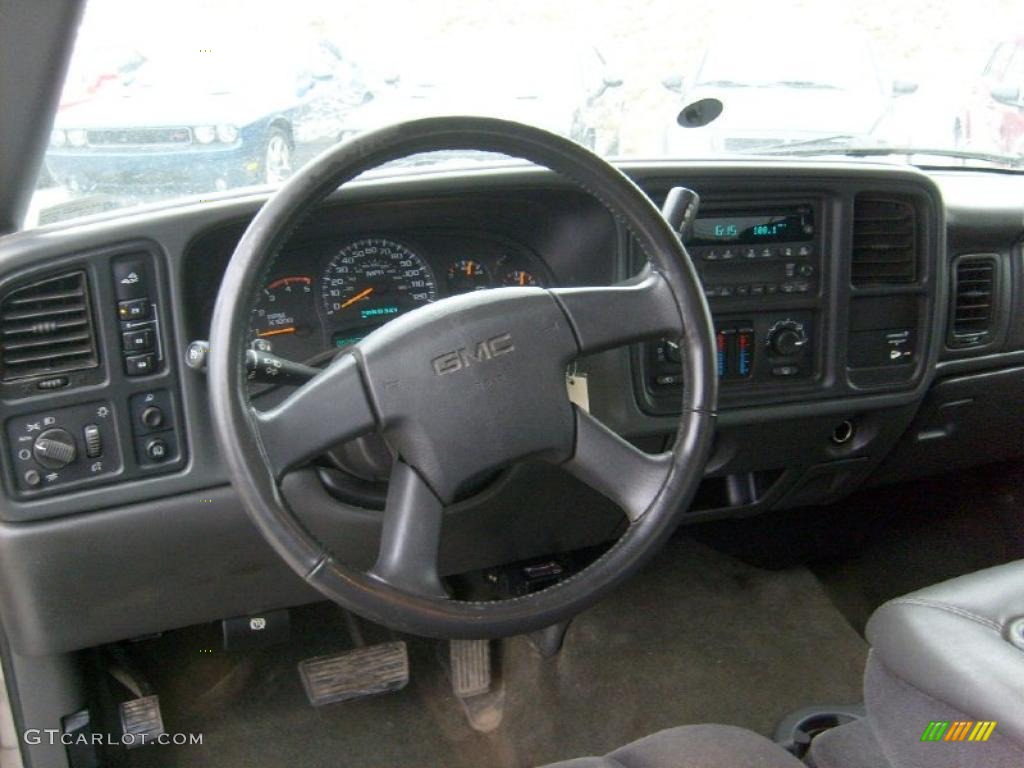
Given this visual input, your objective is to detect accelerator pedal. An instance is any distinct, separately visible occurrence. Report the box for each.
[299,641,409,707]
[450,639,491,698]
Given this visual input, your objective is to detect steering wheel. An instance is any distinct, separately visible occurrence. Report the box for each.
[208,117,717,639]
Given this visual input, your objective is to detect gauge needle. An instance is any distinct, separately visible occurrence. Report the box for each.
[339,287,374,309]
[257,326,296,338]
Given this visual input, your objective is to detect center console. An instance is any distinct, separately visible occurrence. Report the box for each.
[639,199,826,414]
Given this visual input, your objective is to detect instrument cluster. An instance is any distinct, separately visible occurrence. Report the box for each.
[248,233,550,366]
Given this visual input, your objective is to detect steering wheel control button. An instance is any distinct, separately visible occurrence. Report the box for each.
[145,438,169,462]
[122,329,154,354]
[117,297,150,322]
[124,353,156,376]
[83,424,103,458]
[33,428,78,469]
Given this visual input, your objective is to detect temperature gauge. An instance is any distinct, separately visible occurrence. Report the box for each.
[446,259,490,293]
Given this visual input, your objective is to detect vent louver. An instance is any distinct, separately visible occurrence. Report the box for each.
[851,195,918,285]
[0,271,98,381]
[949,255,997,348]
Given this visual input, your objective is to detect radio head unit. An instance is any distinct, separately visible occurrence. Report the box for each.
[685,203,819,299]
[690,208,814,246]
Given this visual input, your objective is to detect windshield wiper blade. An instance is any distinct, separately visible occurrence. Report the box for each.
[770,80,840,89]
[696,79,749,88]
[746,143,1024,168]
[741,134,862,153]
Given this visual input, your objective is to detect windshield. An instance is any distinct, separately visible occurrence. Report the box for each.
[28,0,1024,227]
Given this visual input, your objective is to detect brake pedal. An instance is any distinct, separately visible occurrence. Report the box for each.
[298,641,408,707]
[450,639,491,698]
[119,695,164,748]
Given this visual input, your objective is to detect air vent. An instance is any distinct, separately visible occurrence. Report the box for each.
[949,255,997,348]
[0,271,98,381]
[851,195,918,285]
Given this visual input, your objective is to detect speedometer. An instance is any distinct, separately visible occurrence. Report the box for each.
[320,239,437,341]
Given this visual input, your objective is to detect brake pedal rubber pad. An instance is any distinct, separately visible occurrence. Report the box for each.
[299,641,409,706]
[119,695,165,748]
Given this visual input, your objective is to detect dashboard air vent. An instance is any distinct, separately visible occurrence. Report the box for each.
[949,255,997,348]
[0,271,98,381]
[851,195,918,285]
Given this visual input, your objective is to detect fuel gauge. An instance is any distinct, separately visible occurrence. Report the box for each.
[502,269,539,287]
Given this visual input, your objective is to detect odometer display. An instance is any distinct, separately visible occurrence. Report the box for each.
[320,239,437,331]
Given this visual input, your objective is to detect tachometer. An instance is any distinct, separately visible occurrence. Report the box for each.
[320,239,437,337]
[249,275,316,360]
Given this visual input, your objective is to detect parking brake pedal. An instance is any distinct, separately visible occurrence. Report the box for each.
[299,641,408,707]
[450,639,491,698]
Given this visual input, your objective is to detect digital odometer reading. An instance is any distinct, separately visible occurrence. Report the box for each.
[320,239,437,330]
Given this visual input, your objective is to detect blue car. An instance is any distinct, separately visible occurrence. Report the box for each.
[46,37,372,197]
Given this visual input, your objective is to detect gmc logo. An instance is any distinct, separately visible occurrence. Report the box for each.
[431,332,514,376]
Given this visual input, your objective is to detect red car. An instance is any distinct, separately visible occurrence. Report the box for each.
[959,36,1024,155]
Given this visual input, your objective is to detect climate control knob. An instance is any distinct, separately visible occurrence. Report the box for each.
[767,321,808,357]
[33,428,77,469]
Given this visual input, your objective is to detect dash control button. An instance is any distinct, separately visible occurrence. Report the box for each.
[145,437,169,462]
[125,353,156,376]
[83,424,102,458]
[117,298,150,321]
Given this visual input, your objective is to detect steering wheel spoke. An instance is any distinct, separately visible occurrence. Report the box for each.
[369,460,449,599]
[562,407,671,522]
[254,352,377,479]
[551,270,683,355]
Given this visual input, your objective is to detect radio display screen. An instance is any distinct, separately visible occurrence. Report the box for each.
[690,212,810,245]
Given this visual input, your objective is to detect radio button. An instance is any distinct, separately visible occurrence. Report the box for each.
[779,246,795,258]
[765,284,779,295]
[794,281,811,293]
[704,249,719,261]
[720,248,736,261]
[750,284,765,296]
[780,282,797,294]
[759,247,773,259]
[735,285,750,296]
[718,286,735,297]
[798,264,815,277]
[743,248,757,260]
[798,245,813,257]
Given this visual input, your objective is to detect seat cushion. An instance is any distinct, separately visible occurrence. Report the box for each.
[866,558,1024,748]
[540,724,804,768]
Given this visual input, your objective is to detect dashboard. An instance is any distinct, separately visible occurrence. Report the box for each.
[245,232,551,367]
[1,160,1024,660]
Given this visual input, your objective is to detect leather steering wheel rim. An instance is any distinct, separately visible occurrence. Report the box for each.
[209,116,717,639]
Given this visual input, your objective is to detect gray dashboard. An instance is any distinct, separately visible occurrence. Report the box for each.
[0,159,1022,655]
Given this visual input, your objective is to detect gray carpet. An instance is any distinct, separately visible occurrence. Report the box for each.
[112,536,867,768]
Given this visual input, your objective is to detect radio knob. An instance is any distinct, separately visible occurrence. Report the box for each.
[768,321,808,357]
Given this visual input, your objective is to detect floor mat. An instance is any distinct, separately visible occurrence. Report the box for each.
[109,536,867,768]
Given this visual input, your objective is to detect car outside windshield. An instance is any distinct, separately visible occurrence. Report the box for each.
[27,0,1024,228]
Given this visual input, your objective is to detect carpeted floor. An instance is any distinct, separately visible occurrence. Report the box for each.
[107,535,867,768]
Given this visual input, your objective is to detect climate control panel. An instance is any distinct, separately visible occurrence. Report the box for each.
[641,311,817,411]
